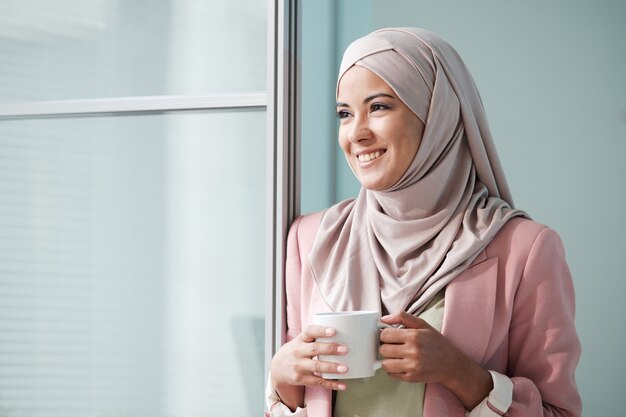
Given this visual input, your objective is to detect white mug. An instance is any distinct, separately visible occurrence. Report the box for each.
[313,310,388,379]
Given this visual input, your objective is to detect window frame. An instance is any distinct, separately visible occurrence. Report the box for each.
[264,0,300,380]
[0,0,300,406]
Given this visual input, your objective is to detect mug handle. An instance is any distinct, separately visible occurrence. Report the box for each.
[374,322,393,371]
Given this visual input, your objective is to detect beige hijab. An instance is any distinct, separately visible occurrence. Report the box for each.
[308,28,527,316]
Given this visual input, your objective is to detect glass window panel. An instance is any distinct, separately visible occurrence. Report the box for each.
[0,0,267,103]
[0,110,266,417]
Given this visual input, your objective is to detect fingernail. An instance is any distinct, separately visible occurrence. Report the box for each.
[337,345,348,353]
[381,315,391,320]
[337,365,348,373]
[324,328,334,336]
[337,384,346,391]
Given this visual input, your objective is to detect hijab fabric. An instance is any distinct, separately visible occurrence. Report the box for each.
[308,28,527,316]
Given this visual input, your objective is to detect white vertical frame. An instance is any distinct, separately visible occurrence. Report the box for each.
[264,0,300,381]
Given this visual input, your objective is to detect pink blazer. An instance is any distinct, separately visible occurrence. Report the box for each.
[274,212,581,417]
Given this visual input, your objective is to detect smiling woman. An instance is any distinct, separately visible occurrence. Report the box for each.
[267,27,581,417]
[299,2,626,415]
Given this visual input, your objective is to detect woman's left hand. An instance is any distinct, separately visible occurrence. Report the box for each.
[379,311,493,410]
[379,311,458,384]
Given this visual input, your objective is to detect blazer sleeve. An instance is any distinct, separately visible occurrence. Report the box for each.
[506,227,582,417]
[265,216,309,417]
[284,216,305,342]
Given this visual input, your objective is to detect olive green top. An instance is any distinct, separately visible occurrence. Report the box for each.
[333,291,445,417]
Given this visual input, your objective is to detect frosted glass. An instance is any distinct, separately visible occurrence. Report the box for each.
[0,0,267,103]
[0,110,266,417]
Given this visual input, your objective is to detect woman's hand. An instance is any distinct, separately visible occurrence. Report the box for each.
[270,325,348,411]
[380,312,492,410]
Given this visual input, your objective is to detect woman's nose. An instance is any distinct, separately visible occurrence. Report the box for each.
[348,116,373,143]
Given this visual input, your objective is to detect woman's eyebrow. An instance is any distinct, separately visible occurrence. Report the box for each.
[336,93,395,108]
[363,93,394,103]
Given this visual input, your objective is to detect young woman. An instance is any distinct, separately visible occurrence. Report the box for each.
[266,28,581,417]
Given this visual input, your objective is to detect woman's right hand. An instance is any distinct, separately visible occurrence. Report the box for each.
[270,325,349,410]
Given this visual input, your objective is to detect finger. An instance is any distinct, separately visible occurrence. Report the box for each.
[379,327,415,344]
[380,313,403,325]
[308,358,349,376]
[381,358,410,374]
[299,375,347,391]
[379,342,408,359]
[304,341,349,357]
[300,325,335,342]
[382,312,429,329]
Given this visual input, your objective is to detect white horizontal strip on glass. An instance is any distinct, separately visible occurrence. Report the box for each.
[0,93,267,119]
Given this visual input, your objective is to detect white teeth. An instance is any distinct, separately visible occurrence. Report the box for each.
[357,151,382,162]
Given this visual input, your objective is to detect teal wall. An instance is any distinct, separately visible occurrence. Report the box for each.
[302,0,626,414]
[300,0,337,212]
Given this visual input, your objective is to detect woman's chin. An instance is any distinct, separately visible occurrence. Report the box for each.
[358,176,391,191]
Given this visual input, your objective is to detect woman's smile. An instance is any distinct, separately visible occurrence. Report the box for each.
[356,149,386,164]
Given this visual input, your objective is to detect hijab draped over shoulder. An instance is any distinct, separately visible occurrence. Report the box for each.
[308,28,527,316]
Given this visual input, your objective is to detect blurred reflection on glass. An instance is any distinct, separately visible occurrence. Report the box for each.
[0,0,267,103]
[0,110,266,417]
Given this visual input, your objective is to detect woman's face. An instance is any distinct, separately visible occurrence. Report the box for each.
[336,66,425,191]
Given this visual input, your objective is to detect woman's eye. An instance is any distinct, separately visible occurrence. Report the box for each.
[336,110,350,119]
[371,103,390,112]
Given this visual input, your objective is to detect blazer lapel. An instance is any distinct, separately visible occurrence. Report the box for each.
[424,253,499,416]
[441,254,498,365]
